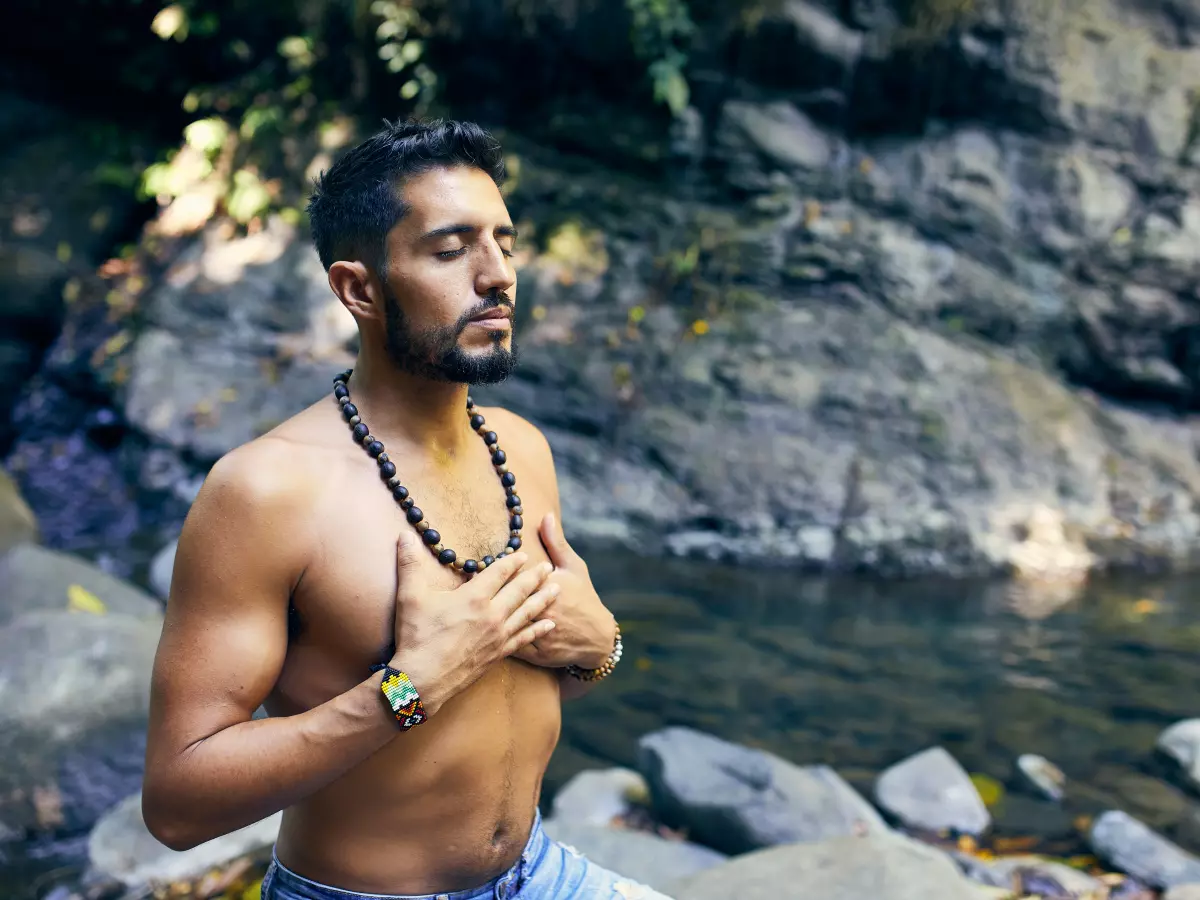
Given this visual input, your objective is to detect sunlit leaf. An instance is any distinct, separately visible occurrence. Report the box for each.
[150,4,188,41]
[67,584,107,615]
[969,772,1004,808]
[691,319,709,335]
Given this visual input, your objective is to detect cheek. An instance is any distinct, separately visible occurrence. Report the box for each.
[392,269,463,326]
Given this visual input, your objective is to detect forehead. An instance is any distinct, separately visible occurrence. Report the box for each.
[394,166,510,234]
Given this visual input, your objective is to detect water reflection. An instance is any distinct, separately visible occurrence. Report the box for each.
[552,548,1200,848]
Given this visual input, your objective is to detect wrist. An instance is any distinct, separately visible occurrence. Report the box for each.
[577,617,618,669]
[384,651,445,719]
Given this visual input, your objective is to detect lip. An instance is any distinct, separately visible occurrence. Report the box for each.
[468,312,512,327]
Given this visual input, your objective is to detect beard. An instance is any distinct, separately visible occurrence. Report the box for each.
[382,286,519,385]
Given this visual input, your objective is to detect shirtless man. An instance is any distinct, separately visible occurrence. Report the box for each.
[141,119,671,900]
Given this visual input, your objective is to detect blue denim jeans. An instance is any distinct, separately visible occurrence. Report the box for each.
[260,812,675,900]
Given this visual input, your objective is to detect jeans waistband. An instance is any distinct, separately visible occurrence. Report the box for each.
[269,810,548,900]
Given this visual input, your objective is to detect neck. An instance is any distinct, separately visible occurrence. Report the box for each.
[344,350,474,459]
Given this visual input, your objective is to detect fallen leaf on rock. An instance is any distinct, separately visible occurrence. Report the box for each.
[194,855,253,897]
[67,584,107,615]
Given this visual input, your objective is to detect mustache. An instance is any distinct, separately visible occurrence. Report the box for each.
[456,291,514,330]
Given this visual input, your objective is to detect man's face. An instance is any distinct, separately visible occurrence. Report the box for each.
[380,165,519,384]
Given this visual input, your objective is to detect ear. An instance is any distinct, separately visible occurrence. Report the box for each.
[328,260,382,324]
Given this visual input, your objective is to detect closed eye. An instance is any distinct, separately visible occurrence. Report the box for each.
[436,248,467,259]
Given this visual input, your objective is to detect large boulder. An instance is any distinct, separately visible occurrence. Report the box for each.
[1158,720,1200,792]
[1090,810,1200,889]
[637,727,886,855]
[0,542,160,627]
[0,606,162,856]
[874,747,991,836]
[88,792,280,887]
[668,832,982,900]
[541,819,725,893]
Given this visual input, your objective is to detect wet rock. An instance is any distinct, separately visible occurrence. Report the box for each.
[874,747,991,836]
[1158,720,1200,792]
[550,768,648,827]
[637,726,886,855]
[0,608,162,852]
[541,819,725,893]
[0,543,160,627]
[88,792,280,886]
[1090,810,1200,888]
[0,467,38,553]
[985,856,1106,898]
[668,831,981,900]
[1017,754,1066,802]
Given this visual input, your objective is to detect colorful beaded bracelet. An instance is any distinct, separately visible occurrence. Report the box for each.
[369,663,428,729]
[565,622,623,682]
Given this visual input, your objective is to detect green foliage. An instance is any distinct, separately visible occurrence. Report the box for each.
[893,0,978,47]
[625,0,696,116]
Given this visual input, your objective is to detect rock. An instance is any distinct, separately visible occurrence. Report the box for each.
[0,467,38,552]
[0,543,160,627]
[874,747,990,836]
[550,767,649,827]
[1165,886,1200,900]
[715,100,836,189]
[668,831,982,900]
[148,539,178,600]
[1089,810,1200,888]
[637,727,887,855]
[541,819,725,893]
[88,792,280,886]
[1016,754,1066,801]
[1158,720,1200,791]
[0,608,162,849]
[985,856,1106,897]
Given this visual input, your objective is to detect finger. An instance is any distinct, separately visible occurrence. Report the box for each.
[463,550,527,593]
[503,618,556,656]
[394,527,425,601]
[492,561,553,617]
[539,513,577,570]
[503,582,559,634]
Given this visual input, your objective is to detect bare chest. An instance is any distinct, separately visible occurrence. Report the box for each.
[279,446,552,699]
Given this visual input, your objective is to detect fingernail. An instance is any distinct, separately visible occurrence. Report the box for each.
[544,620,556,630]
[547,583,561,596]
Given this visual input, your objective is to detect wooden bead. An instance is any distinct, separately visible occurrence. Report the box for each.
[349,415,361,426]
[497,464,509,474]
[415,520,429,532]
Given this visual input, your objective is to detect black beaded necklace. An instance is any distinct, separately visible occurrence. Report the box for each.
[332,369,523,575]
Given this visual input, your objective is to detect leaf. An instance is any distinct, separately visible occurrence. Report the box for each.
[67,584,107,615]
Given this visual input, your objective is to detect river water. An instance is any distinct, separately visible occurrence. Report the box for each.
[5,546,1200,897]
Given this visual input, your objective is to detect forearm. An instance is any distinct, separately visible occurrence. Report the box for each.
[144,666,431,850]
[559,670,600,700]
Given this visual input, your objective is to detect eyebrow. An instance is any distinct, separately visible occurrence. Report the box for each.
[419,224,519,241]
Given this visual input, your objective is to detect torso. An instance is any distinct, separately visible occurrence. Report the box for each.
[262,398,561,894]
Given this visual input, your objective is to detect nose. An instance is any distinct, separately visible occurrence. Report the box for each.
[474,236,516,300]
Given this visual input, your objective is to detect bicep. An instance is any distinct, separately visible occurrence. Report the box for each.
[146,450,304,761]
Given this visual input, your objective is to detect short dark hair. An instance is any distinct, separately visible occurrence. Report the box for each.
[306,118,506,273]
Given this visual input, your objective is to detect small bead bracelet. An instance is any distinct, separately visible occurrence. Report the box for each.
[565,622,623,682]
[368,663,428,729]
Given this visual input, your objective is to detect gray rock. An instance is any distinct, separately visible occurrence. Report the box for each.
[1017,754,1066,802]
[668,831,981,900]
[637,726,886,855]
[0,543,160,627]
[542,819,725,893]
[0,609,162,842]
[1165,886,1200,900]
[88,792,281,886]
[985,855,1106,897]
[719,101,834,172]
[1090,810,1200,888]
[1158,720,1200,790]
[874,747,990,835]
[148,539,178,601]
[550,767,648,827]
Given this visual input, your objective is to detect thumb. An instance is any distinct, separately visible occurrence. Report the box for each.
[395,527,424,597]
[539,512,577,570]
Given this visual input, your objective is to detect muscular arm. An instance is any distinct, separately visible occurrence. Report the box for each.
[142,442,424,850]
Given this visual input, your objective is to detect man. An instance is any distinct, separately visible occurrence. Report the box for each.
[142,119,671,900]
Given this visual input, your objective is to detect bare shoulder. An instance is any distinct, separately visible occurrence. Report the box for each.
[175,407,335,593]
[479,405,554,465]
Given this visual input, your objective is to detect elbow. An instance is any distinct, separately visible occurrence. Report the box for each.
[141,784,204,852]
